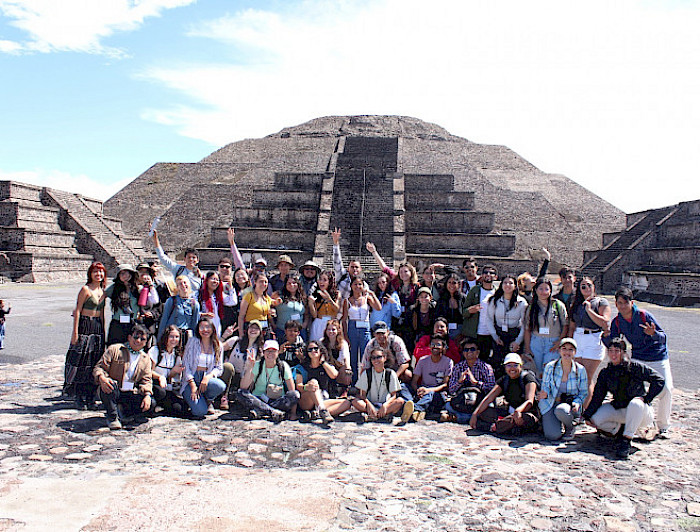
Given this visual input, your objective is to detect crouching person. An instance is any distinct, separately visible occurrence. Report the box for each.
[469,353,539,435]
[236,339,300,422]
[583,338,665,459]
[93,324,156,430]
[352,348,413,423]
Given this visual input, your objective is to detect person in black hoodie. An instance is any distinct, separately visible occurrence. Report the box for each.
[583,338,665,459]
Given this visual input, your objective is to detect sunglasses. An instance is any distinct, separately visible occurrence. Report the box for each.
[218,264,232,269]
[308,346,320,351]
[132,335,147,341]
[370,355,384,361]
[482,271,496,275]
[580,283,593,288]
[462,346,478,352]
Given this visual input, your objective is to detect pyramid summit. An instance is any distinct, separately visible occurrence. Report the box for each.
[104,115,625,272]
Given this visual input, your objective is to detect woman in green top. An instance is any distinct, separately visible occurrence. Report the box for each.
[63,262,107,409]
[103,264,139,346]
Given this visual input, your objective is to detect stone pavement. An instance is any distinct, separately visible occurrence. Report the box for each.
[1,354,700,531]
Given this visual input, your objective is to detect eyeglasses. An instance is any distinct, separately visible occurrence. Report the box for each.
[308,346,320,351]
[580,283,593,288]
[370,355,384,361]
[430,344,444,349]
[482,271,496,275]
[218,264,232,269]
[462,346,478,352]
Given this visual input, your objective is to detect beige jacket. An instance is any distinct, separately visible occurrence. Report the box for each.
[93,344,153,396]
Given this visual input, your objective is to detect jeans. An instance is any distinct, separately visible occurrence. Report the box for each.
[0,321,5,348]
[414,390,446,413]
[634,358,673,430]
[530,335,558,375]
[542,403,575,440]
[591,398,654,439]
[347,321,371,383]
[399,382,414,403]
[446,402,471,424]
[236,389,300,417]
[99,383,156,422]
[183,371,226,417]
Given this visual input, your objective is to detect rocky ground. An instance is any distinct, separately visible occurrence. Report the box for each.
[1,354,699,531]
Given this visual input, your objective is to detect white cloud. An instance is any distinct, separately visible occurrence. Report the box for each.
[0,0,195,56]
[138,0,700,211]
[0,168,131,200]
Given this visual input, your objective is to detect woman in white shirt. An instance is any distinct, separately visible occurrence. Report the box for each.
[485,275,528,376]
[148,324,186,416]
[181,317,226,418]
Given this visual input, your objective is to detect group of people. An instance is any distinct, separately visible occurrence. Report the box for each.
[61,227,673,459]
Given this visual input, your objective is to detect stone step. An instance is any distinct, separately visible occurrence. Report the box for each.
[0,202,61,227]
[645,247,700,272]
[0,250,95,282]
[222,227,316,252]
[405,211,494,233]
[407,232,516,257]
[197,247,310,272]
[405,191,475,210]
[250,190,321,208]
[0,181,44,203]
[404,174,456,190]
[232,206,319,230]
[0,226,77,251]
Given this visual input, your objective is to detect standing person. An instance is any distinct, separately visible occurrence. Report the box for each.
[517,248,550,303]
[469,353,540,435]
[298,260,321,297]
[272,273,308,343]
[583,338,665,459]
[331,228,367,299]
[538,338,588,441]
[148,325,187,417]
[217,257,239,331]
[523,278,568,376]
[370,273,402,330]
[485,274,528,376]
[103,264,139,346]
[567,277,611,409]
[63,262,106,408]
[158,275,200,345]
[409,286,438,347]
[342,274,382,383]
[0,299,10,349]
[237,271,274,337]
[134,263,161,346]
[554,267,577,312]
[461,258,479,295]
[181,317,226,418]
[606,287,673,436]
[420,264,443,301]
[462,264,498,362]
[365,241,420,353]
[410,334,453,420]
[308,270,341,342]
[199,271,236,337]
[93,324,156,430]
[152,230,202,293]
[436,273,468,340]
[236,339,300,422]
[269,255,295,295]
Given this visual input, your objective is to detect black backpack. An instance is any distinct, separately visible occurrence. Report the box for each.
[366,368,392,396]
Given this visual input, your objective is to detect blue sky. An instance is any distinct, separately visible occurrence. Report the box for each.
[1,0,699,213]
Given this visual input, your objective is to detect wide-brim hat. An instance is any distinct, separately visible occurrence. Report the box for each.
[115,263,137,276]
[300,260,321,274]
[135,262,155,277]
[277,254,295,268]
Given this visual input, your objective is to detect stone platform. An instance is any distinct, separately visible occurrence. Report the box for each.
[1,353,699,531]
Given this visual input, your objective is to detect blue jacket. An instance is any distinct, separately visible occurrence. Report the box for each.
[605,306,667,362]
[158,295,200,341]
[539,359,588,415]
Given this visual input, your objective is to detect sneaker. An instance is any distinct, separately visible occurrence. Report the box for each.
[440,412,457,423]
[270,409,285,423]
[412,411,426,422]
[656,428,670,440]
[561,428,576,441]
[299,410,312,423]
[400,401,415,424]
[359,412,369,423]
[207,403,215,415]
[616,438,632,459]
[319,409,334,424]
[108,419,122,430]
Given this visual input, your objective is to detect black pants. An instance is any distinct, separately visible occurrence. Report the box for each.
[152,384,188,417]
[99,382,156,421]
[476,335,493,365]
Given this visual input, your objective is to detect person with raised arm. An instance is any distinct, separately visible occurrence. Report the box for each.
[331,228,367,299]
[152,230,202,293]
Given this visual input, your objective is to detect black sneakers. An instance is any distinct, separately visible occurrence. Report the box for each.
[616,438,632,459]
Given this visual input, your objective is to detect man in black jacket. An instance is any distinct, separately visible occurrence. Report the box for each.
[583,338,665,459]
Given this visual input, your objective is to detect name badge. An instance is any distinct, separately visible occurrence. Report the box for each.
[448,323,457,330]
[540,327,550,335]
[501,324,508,332]
[356,320,370,329]
[291,314,302,322]
[121,380,134,392]
[119,314,131,324]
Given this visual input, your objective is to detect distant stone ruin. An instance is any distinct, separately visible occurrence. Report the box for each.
[105,115,626,276]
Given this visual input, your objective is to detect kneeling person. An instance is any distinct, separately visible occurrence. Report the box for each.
[469,353,539,434]
[93,324,156,430]
[353,348,411,422]
[583,338,665,459]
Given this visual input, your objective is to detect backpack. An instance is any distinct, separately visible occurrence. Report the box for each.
[366,368,392,397]
[502,370,540,400]
[252,358,288,393]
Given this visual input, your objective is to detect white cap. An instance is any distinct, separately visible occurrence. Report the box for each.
[503,353,523,365]
[263,339,279,351]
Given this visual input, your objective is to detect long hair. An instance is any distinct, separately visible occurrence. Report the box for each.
[281,272,304,303]
[110,270,137,313]
[322,318,347,351]
[233,267,251,290]
[318,269,338,300]
[398,262,418,286]
[373,272,395,298]
[439,273,465,303]
[194,316,221,363]
[301,340,328,368]
[199,271,225,322]
[489,274,518,310]
[571,276,595,316]
[528,277,553,333]
[238,321,265,353]
[86,262,106,289]
[156,324,182,366]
